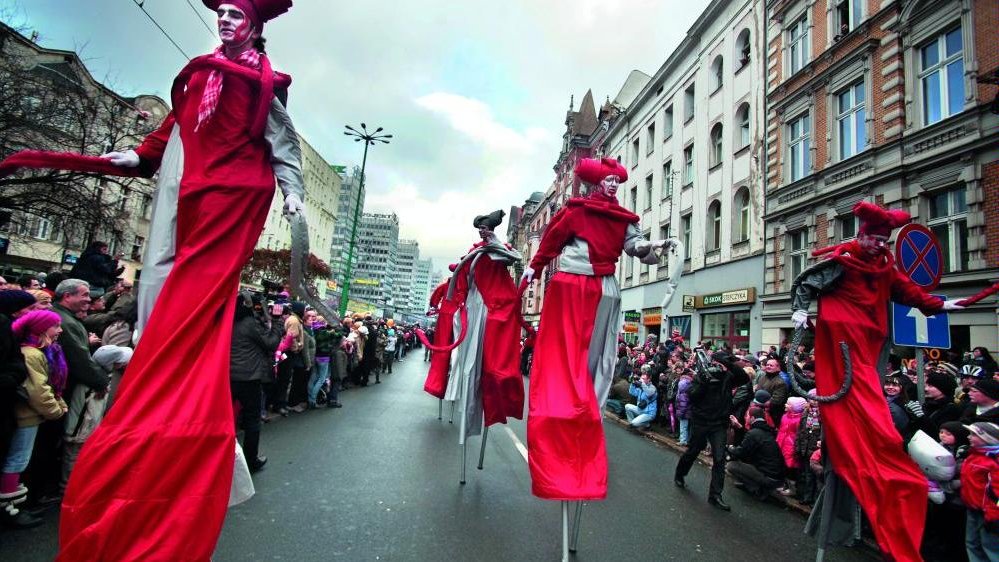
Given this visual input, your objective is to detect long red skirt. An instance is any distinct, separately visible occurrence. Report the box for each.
[58,181,273,561]
[527,272,607,500]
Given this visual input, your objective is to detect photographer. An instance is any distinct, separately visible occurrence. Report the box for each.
[625,369,657,430]
[727,406,786,501]
[673,350,750,511]
[230,292,281,472]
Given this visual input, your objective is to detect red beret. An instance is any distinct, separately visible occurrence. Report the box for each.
[203,0,292,30]
[575,157,628,185]
[853,201,910,238]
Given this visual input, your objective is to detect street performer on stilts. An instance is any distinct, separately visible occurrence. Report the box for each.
[522,157,670,500]
[0,1,304,559]
[790,200,964,562]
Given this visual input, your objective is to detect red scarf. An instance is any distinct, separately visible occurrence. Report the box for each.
[195,46,262,131]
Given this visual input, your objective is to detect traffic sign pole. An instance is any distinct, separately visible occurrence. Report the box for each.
[915,348,925,404]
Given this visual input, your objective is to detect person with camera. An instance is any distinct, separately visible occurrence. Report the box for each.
[726,406,787,501]
[673,350,750,511]
[625,369,657,430]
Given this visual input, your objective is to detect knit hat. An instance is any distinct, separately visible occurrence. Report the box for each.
[853,200,910,238]
[202,0,292,32]
[289,301,306,319]
[939,421,969,442]
[575,157,629,184]
[972,378,999,401]
[786,396,807,414]
[925,371,957,400]
[0,290,36,316]
[934,362,960,379]
[472,210,504,231]
[11,309,60,342]
[93,345,134,371]
[753,389,771,405]
[807,388,818,400]
[964,422,999,446]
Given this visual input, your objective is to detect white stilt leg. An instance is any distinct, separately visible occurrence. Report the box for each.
[561,501,569,562]
[449,400,456,424]
[460,440,467,485]
[477,426,489,470]
[569,501,583,552]
[438,399,443,420]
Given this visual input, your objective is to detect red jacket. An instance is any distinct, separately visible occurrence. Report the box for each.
[960,447,999,521]
[529,197,638,277]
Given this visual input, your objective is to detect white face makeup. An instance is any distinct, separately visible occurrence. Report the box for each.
[596,175,620,199]
[477,225,491,240]
[857,233,889,257]
[217,4,255,49]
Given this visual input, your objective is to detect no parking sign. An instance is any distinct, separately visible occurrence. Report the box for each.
[894,224,943,291]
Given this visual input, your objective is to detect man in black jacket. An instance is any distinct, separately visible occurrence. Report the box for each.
[674,351,749,511]
[727,407,786,500]
[230,292,281,472]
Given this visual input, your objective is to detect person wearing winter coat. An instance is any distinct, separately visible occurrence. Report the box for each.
[230,294,280,471]
[960,422,999,561]
[625,372,657,430]
[0,290,34,500]
[795,390,823,504]
[727,406,786,500]
[382,329,397,375]
[776,396,807,495]
[912,371,964,440]
[961,379,999,425]
[68,241,124,297]
[675,369,694,445]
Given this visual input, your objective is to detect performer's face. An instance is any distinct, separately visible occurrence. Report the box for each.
[217,4,256,48]
[477,225,491,240]
[857,233,889,257]
[596,175,620,199]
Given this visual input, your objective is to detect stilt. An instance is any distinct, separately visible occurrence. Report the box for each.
[569,501,583,552]
[815,548,825,562]
[459,440,467,485]
[561,501,569,562]
[449,400,456,424]
[477,426,489,470]
[438,399,443,421]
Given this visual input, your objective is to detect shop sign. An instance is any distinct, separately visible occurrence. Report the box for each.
[0,237,7,255]
[326,280,339,291]
[682,295,695,313]
[642,307,662,326]
[623,310,640,333]
[354,278,380,286]
[696,287,756,309]
[64,254,78,265]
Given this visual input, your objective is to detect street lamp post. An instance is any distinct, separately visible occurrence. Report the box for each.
[339,123,392,316]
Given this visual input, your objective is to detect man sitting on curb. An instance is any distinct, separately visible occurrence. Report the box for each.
[727,406,786,501]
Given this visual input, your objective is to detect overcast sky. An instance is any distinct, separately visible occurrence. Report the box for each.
[2,0,709,267]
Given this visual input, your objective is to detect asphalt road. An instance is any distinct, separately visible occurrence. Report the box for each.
[0,351,876,561]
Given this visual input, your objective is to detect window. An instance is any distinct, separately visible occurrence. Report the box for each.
[659,224,671,267]
[736,29,751,70]
[646,123,655,155]
[681,214,692,259]
[33,216,51,240]
[711,56,724,91]
[662,161,673,199]
[788,15,810,76]
[709,123,723,167]
[630,186,638,212]
[684,83,695,122]
[141,194,153,220]
[734,188,750,242]
[837,81,866,159]
[701,311,750,350]
[118,187,130,212]
[663,105,674,140]
[920,26,964,125]
[641,229,651,276]
[683,145,694,185]
[839,214,859,240]
[834,0,863,38]
[706,201,721,251]
[631,138,640,167]
[131,235,145,261]
[787,112,811,182]
[788,229,808,284]
[927,187,969,272]
[736,103,751,150]
[644,175,654,211]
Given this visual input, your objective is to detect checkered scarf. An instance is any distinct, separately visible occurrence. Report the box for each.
[195,46,262,131]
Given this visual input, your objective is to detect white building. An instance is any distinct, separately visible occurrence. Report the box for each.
[395,239,419,313]
[412,258,433,314]
[603,0,767,351]
[349,212,399,310]
[330,167,364,288]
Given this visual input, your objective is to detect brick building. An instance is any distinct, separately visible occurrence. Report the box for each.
[761,0,999,353]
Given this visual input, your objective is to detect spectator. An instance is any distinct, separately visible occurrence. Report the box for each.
[970,347,998,376]
[52,280,108,397]
[382,328,397,375]
[15,274,41,291]
[675,368,694,445]
[625,371,657,430]
[776,396,807,496]
[0,290,34,505]
[68,241,124,297]
[756,358,789,424]
[727,406,786,501]
[319,321,343,409]
[961,379,999,424]
[884,373,916,438]
[795,389,822,504]
[957,365,986,406]
[960,422,999,560]
[307,316,334,409]
[25,290,52,311]
[274,303,306,414]
[917,371,963,438]
[229,293,279,473]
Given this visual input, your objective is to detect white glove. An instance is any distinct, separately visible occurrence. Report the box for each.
[520,266,535,286]
[941,299,965,311]
[283,194,305,217]
[101,149,139,168]
[791,309,809,330]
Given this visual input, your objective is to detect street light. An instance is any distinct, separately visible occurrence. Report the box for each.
[339,123,392,316]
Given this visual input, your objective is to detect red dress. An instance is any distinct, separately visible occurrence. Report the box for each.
[57,55,291,561]
[814,242,942,562]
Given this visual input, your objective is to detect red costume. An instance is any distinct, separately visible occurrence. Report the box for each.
[527,158,660,500]
[792,202,947,561]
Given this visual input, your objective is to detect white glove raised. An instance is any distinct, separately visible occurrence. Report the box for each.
[791,309,809,330]
[101,149,140,168]
[941,299,965,312]
[520,266,535,286]
[283,193,305,218]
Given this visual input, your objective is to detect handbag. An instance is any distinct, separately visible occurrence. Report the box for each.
[638,398,649,409]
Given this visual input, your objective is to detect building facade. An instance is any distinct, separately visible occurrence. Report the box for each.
[761,0,999,354]
[349,212,399,311]
[603,0,768,351]
[412,258,433,316]
[394,239,419,313]
[330,166,365,290]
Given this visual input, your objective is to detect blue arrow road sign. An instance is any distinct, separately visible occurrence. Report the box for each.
[891,295,950,348]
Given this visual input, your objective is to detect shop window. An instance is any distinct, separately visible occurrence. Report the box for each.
[927,187,968,272]
[701,311,751,350]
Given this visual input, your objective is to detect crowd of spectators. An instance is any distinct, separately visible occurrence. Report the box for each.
[606,330,999,560]
[0,270,424,531]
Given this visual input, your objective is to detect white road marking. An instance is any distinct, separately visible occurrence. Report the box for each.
[504,426,528,463]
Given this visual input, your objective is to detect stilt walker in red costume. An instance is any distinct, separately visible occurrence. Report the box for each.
[790,201,965,562]
[0,2,302,559]
[522,157,669,556]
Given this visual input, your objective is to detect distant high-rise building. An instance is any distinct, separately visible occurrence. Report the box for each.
[395,239,419,312]
[412,258,433,315]
[349,212,399,310]
[330,166,365,286]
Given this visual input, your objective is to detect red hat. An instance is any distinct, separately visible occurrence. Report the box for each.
[575,157,628,184]
[853,201,910,238]
[203,0,292,31]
